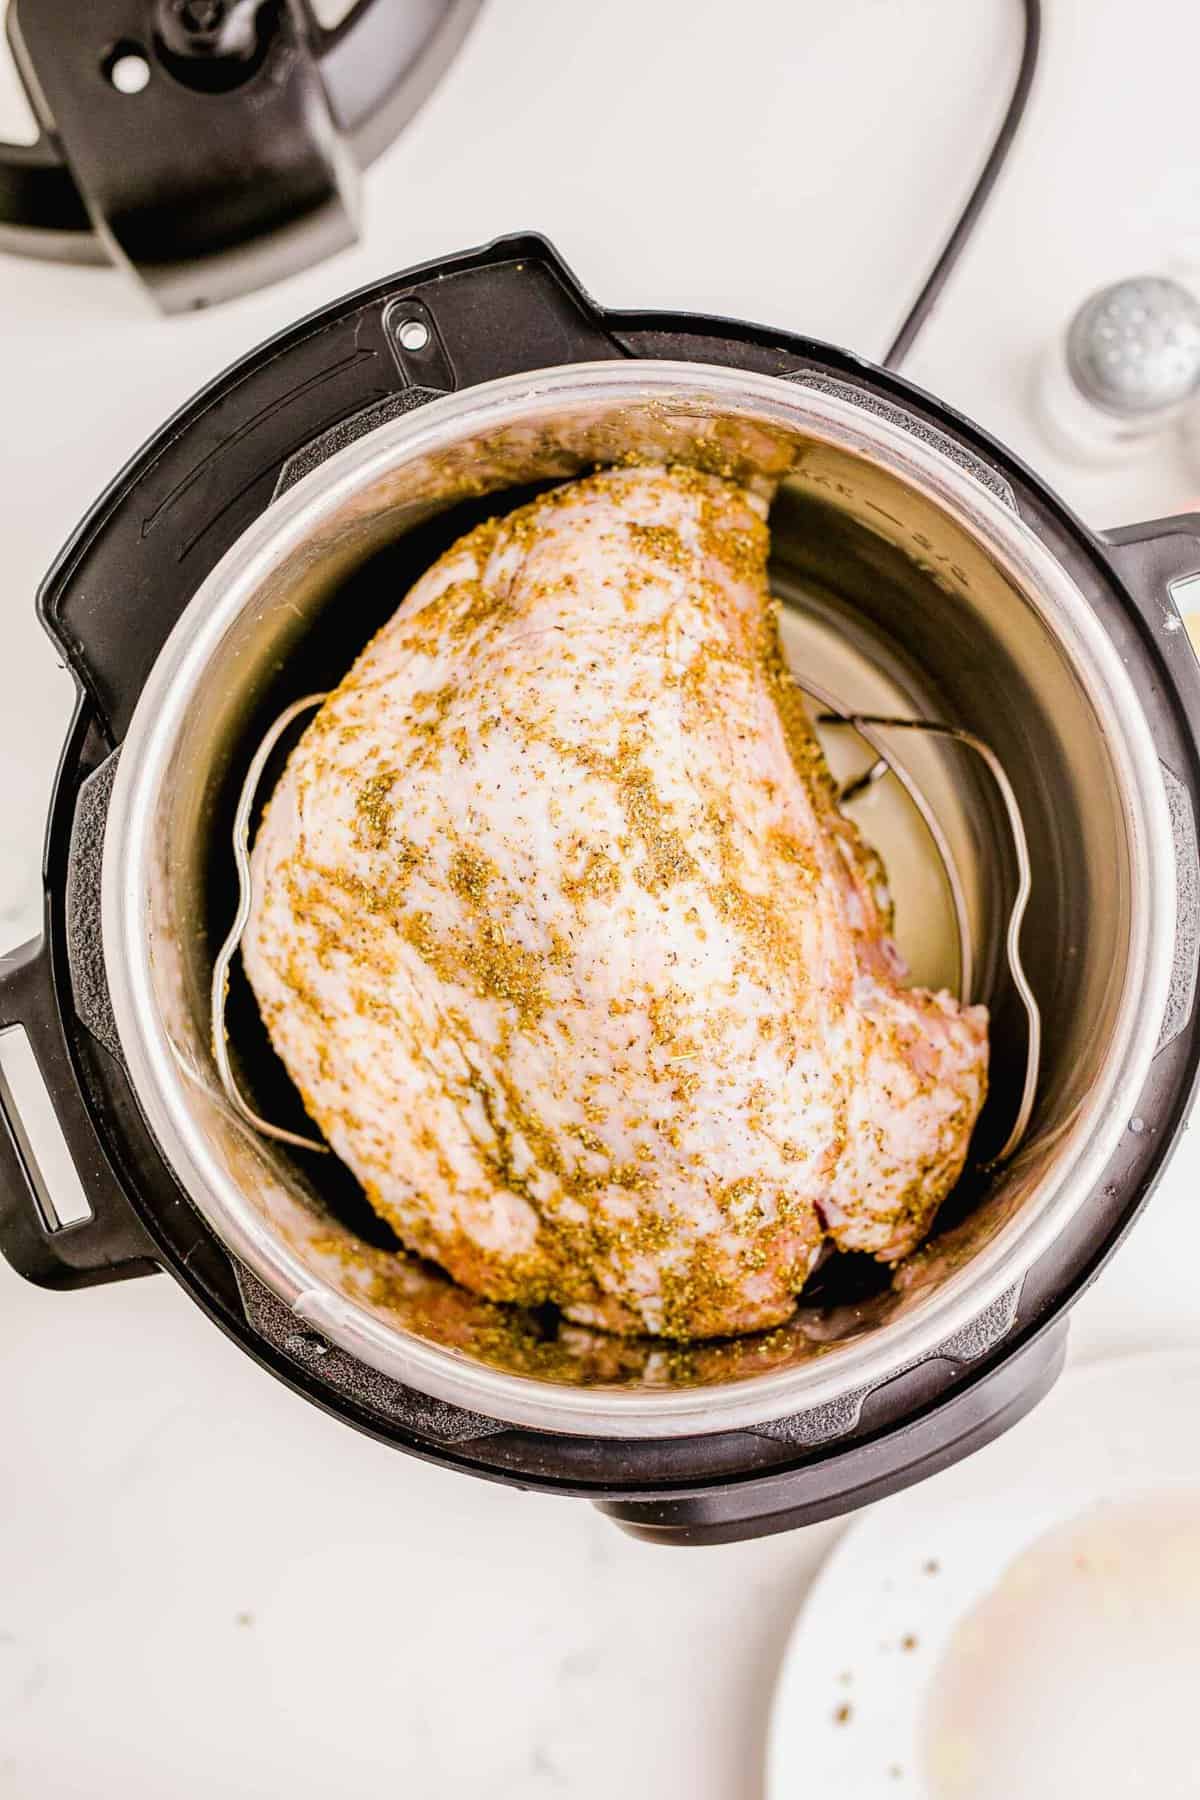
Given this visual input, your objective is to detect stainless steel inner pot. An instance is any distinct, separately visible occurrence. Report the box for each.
[100,362,1176,1437]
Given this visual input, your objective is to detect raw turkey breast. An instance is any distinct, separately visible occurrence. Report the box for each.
[243,465,988,1338]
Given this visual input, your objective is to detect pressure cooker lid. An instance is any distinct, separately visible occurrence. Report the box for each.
[0,0,481,309]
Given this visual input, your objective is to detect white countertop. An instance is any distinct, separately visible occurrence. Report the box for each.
[2,2,1199,1794]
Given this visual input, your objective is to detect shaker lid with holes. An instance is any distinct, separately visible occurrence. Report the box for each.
[1067,277,1200,417]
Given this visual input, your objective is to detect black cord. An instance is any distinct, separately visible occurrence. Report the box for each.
[882,0,1042,370]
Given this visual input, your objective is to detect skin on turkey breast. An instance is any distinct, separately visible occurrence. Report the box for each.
[243,465,988,1338]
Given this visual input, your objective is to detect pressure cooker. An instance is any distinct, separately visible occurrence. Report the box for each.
[3,234,1198,1543]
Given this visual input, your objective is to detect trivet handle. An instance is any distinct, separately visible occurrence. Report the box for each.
[0,936,158,1289]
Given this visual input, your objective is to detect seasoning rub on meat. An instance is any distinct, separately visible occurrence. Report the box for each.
[244,466,988,1338]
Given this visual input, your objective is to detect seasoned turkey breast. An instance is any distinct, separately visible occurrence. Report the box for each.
[244,465,987,1337]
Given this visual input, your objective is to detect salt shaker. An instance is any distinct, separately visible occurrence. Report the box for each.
[1036,276,1200,466]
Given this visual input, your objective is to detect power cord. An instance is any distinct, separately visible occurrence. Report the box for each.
[883,0,1042,369]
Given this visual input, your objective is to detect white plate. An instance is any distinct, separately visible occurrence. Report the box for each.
[767,1349,1200,1800]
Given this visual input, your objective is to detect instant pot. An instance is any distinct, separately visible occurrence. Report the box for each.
[3,234,1199,1544]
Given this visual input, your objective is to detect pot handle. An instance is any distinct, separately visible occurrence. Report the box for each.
[1102,515,1200,1058]
[0,936,158,1290]
[1103,513,1200,714]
